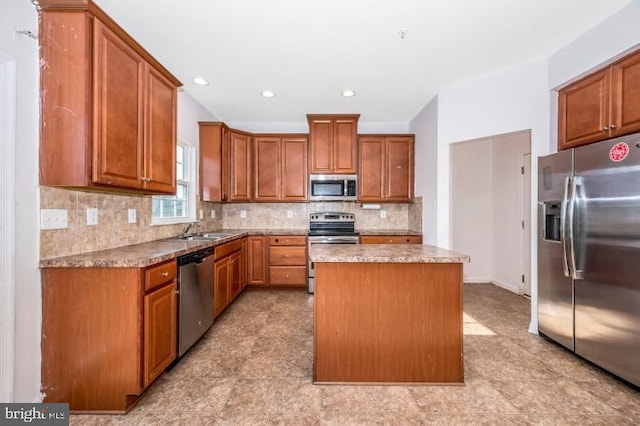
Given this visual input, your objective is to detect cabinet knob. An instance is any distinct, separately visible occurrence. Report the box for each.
[162,272,169,277]
[603,126,610,131]
[275,238,279,243]
[610,124,617,130]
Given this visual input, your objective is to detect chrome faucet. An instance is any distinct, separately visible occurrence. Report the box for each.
[181,223,193,237]
[181,222,201,237]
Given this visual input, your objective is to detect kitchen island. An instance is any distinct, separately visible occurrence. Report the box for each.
[309,244,470,384]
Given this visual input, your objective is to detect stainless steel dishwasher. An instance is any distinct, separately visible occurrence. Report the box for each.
[177,247,214,357]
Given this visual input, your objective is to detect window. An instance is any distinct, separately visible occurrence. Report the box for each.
[152,142,196,224]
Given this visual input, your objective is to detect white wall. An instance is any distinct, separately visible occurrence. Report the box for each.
[177,89,217,144]
[451,140,493,281]
[409,97,438,244]
[0,0,40,402]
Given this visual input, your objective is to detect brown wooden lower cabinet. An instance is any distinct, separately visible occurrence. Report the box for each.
[360,235,422,244]
[314,262,463,384]
[247,236,268,286]
[268,236,307,288]
[41,259,177,413]
[213,238,244,318]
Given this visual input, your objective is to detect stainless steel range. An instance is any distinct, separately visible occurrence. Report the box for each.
[308,212,360,293]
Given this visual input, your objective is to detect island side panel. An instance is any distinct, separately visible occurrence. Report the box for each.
[313,262,463,383]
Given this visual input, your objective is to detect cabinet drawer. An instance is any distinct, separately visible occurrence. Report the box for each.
[215,238,243,260]
[360,235,422,244]
[269,236,306,246]
[269,266,307,285]
[145,260,177,292]
[269,246,307,266]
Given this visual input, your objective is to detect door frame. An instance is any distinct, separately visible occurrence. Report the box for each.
[521,152,532,296]
[0,57,16,402]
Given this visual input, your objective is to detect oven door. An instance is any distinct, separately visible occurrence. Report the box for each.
[308,236,359,293]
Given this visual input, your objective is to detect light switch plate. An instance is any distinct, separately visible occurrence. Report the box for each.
[86,208,98,226]
[240,210,247,219]
[41,209,68,230]
[380,210,387,219]
[127,208,137,224]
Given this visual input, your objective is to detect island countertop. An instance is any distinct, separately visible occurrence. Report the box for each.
[309,244,470,263]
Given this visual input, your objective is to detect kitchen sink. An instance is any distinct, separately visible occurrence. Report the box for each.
[165,233,236,242]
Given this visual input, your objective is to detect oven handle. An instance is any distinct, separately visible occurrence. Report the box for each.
[308,237,360,244]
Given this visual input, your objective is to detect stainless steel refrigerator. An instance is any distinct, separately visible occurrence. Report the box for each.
[538,133,640,388]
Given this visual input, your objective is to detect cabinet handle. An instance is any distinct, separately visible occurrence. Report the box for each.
[161,272,169,277]
[603,126,610,131]
[610,124,617,130]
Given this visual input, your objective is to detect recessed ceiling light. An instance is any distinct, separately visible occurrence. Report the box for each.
[341,89,356,98]
[261,90,276,98]
[192,77,209,86]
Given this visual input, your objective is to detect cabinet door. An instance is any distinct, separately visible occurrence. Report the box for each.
[248,236,268,285]
[228,252,242,300]
[254,137,280,201]
[358,136,385,201]
[214,258,229,318]
[611,51,640,138]
[229,132,252,201]
[281,137,308,200]
[558,69,611,150]
[199,123,225,202]
[334,118,358,173]
[309,118,333,173]
[241,237,248,289]
[144,67,177,194]
[385,137,414,201]
[92,20,145,189]
[143,282,177,387]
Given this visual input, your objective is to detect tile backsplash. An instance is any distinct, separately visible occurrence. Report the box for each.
[40,186,422,259]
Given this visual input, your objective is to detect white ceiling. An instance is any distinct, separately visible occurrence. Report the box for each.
[97,0,631,125]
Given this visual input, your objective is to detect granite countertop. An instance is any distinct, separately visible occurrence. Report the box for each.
[309,244,470,263]
[356,229,422,236]
[40,229,308,268]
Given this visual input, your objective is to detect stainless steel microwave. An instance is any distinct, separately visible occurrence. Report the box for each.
[309,174,357,201]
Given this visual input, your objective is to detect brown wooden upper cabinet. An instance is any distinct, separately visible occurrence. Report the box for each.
[558,49,640,150]
[254,134,308,201]
[358,135,415,202]
[38,1,181,194]
[199,122,252,202]
[307,114,359,174]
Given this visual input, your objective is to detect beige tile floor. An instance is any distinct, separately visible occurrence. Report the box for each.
[71,284,640,425]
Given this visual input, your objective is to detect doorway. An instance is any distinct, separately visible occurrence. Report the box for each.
[451,130,531,294]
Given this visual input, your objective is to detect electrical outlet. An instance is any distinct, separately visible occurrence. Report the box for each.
[240,210,247,219]
[127,208,137,224]
[380,210,387,219]
[211,210,216,219]
[287,210,293,218]
[40,209,68,230]
[86,208,98,226]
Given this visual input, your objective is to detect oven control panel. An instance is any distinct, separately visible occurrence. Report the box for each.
[310,212,355,222]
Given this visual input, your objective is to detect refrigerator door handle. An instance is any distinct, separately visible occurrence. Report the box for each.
[568,176,584,280]
[560,176,572,277]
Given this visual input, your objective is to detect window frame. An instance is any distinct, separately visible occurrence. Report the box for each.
[151,140,197,226]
